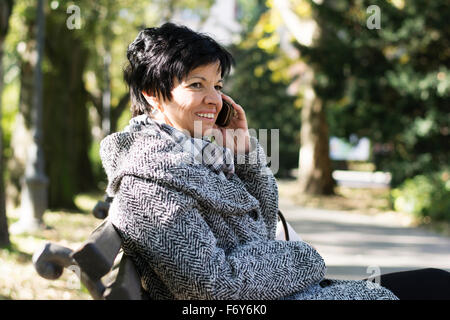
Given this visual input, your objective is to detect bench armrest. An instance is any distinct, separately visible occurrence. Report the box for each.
[32,242,76,280]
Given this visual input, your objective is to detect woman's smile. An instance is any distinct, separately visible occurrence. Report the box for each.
[195,111,217,121]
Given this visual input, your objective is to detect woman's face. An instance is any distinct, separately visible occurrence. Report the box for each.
[155,61,224,137]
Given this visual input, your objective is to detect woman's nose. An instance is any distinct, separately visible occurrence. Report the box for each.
[204,90,222,107]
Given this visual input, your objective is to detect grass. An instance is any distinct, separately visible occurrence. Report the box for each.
[0,192,103,300]
[277,179,393,214]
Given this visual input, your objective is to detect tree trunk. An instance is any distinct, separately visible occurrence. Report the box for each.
[272,0,334,195]
[0,0,14,246]
[8,5,94,211]
[42,11,93,209]
[298,85,335,195]
[0,36,10,246]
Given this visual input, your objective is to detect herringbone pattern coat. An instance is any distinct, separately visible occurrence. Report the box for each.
[100,116,398,300]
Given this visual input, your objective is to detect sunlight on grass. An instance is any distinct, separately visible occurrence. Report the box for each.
[0,192,103,300]
[277,178,392,214]
[74,192,104,213]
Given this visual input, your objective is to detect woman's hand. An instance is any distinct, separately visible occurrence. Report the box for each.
[212,93,250,154]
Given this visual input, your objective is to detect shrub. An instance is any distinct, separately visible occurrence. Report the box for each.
[391,170,450,222]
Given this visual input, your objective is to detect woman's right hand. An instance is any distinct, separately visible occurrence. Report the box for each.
[213,93,250,154]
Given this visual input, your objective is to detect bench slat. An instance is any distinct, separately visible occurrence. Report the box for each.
[72,220,122,280]
[103,255,143,300]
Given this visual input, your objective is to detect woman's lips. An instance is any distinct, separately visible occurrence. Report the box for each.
[195,111,216,121]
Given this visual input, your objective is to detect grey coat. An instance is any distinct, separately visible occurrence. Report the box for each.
[100,116,398,300]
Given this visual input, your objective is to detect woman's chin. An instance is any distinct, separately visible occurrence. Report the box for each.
[191,120,216,136]
[202,125,220,137]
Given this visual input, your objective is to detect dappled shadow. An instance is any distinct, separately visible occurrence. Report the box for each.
[277,179,392,215]
[280,198,450,272]
[288,219,450,256]
[2,243,33,265]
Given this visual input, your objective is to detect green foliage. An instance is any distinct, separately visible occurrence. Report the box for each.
[228,45,301,177]
[1,0,32,157]
[298,0,449,187]
[236,0,267,30]
[391,169,450,221]
[228,1,301,177]
[0,78,18,160]
[2,0,219,209]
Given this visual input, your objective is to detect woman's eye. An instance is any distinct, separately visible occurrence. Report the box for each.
[188,82,222,91]
[190,83,202,89]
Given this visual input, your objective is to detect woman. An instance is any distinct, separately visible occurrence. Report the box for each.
[100,22,449,300]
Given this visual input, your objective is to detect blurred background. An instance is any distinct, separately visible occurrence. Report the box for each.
[0,0,449,299]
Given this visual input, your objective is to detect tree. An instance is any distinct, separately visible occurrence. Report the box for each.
[6,1,38,213]
[296,0,450,186]
[9,0,48,234]
[228,0,301,177]
[7,0,219,215]
[84,0,216,185]
[270,0,335,194]
[0,0,14,246]
[250,0,449,194]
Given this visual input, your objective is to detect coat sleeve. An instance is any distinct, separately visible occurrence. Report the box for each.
[112,174,326,300]
[233,135,279,239]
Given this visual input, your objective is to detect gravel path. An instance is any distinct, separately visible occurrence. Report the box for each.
[278,195,450,280]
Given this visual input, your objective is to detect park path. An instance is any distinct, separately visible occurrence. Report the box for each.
[278,195,450,280]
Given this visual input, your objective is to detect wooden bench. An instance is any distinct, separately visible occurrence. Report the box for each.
[33,197,290,300]
[32,198,144,300]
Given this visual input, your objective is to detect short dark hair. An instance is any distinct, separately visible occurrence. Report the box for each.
[124,22,235,117]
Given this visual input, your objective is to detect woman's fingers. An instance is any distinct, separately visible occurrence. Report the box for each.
[221,93,234,104]
[222,94,237,107]
[214,94,250,153]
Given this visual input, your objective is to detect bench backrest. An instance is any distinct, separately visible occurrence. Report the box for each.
[74,219,144,299]
[33,201,144,300]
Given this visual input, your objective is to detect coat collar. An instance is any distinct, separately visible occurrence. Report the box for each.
[100,115,260,216]
[126,115,235,179]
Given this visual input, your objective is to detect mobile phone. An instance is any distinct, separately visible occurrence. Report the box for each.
[216,99,233,127]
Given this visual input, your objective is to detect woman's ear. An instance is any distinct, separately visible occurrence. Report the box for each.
[142,90,163,112]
